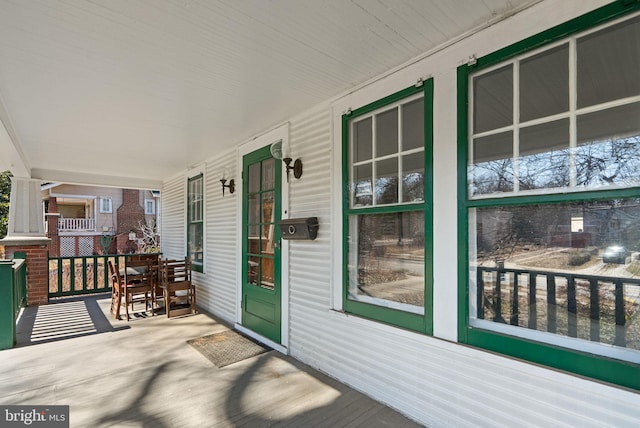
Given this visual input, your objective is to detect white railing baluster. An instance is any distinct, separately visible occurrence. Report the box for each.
[57,218,97,232]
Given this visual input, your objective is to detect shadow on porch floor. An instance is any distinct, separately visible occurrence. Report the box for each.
[2,295,423,427]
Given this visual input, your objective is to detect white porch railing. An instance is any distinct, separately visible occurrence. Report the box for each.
[58,218,96,232]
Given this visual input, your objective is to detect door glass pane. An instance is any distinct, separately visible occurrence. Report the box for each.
[247,188,260,253]
[262,158,275,190]
[469,131,514,196]
[577,16,640,108]
[248,163,260,193]
[520,44,569,122]
[518,118,570,190]
[354,117,373,162]
[375,158,398,205]
[402,98,424,151]
[348,211,425,308]
[262,191,275,256]
[402,152,424,203]
[262,191,275,224]
[473,64,513,133]
[247,224,260,252]
[261,257,275,290]
[247,255,260,286]
[376,107,398,157]
[248,194,260,225]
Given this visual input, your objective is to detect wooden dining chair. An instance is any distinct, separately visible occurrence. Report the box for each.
[130,253,162,309]
[122,258,155,321]
[160,257,197,318]
[108,260,124,320]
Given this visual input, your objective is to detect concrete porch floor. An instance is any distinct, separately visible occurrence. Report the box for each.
[0,295,423,427]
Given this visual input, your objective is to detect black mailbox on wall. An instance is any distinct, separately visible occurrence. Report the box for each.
[278,217,319,240]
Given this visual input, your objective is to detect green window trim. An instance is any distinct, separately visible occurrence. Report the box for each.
[342,80,434,334]
[457,1,640,391]
[187,173,204,273]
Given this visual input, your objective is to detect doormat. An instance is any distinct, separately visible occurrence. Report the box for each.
[187,330,270,368]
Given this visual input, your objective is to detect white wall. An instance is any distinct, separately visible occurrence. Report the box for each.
[162,0,640,426]
[202,150,238,324]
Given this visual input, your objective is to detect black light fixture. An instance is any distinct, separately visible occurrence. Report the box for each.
[270,140,303,183]
[283,157,303,182]
[220,178,235,196]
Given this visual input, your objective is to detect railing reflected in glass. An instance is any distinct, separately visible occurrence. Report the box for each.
[469,199,640,358]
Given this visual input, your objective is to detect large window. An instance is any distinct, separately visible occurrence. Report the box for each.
[459,3,640,390]
[187,174,203,272]
[343,82,433,332]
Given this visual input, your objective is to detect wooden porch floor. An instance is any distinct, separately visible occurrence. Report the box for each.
[0,295,423,427]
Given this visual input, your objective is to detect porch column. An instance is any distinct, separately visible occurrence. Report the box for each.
[0,177,50,305]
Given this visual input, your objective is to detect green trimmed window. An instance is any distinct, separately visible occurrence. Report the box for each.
[343,82,433,333]
[187,174,204,272]
[459,3,640,390]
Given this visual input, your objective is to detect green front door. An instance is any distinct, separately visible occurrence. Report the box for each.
[242,146,282,343]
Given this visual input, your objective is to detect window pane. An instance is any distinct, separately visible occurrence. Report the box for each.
[576,102,640,188]
[518,119,570,190]
[248,163,260,193]
[375,158,398,205]
[348,212,425,308]
[188,221,203,266]
[376,107,398,157]
[354,117,373,162]
[187,176,203,268]
[402,98,424,151]
[520,44,569,122]
[473,64,513,133]
[577,16,640,108]
[402,152,424,203]
[469,199,640,358]
[145,200,155,215]
[353,164,372,207]
[101,198,111,213]
[469,131,514,196]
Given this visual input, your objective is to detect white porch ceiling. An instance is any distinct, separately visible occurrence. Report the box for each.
[0,0,538,188]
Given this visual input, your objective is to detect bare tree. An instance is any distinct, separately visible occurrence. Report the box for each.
[136,219,160,253]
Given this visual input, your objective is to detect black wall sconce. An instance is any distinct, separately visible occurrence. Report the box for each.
[270,140,302,183]
[220,178,235,196]
[283,157,303,182]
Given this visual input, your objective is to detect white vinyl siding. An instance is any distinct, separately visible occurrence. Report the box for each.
[160,175,185,260]
[201,150,238,324]
[288,105,334,332]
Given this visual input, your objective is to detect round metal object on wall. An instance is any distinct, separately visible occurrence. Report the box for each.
[293,158,303,179]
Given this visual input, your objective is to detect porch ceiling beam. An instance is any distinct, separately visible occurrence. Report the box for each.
[0,101,30,178]
[31,168,162,190]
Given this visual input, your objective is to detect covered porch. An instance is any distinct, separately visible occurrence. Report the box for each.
[1,1,639,426]
[2,294,418,427]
